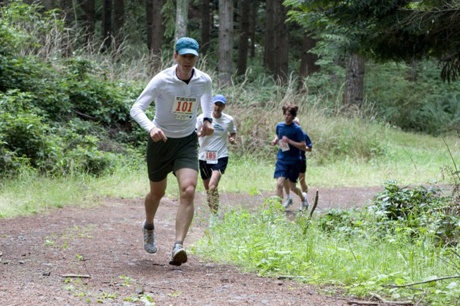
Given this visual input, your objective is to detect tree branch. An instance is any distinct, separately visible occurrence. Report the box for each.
[387,275,460,288]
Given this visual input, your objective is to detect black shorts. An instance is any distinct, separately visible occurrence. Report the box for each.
[199,157,229,180]
[146,132,198,182]
[299,159,307,173]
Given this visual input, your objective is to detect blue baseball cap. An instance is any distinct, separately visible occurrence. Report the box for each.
[212,94,227,104]
[175,37,199,56]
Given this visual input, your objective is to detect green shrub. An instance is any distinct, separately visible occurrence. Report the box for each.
[0,148,34,178]
[0,91,121,178]
[369,181,458,245]
[316,208,364,236]
[0,111,49,167]
[371,181,439,220]
[0,55,73,119]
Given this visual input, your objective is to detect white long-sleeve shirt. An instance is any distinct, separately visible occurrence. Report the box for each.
[130,65,213,138]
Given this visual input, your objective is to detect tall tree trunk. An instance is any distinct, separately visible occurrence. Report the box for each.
[407,59,418,82]
[264,0,275,74]
[236,0,250,77]
[275,0,288,83]
[218,0,233,87]
[298,33,320,91]
[264,0,288,82]
[146,0,154,52]
[146,0,165,54]
[201,0,211,54]
[113,0,124,50]
[60,0,74,26]
[41,0,56,10]
[102,0,112,52]
[81,0,96,47]
[249,0,258,58]
[343,53,365,111]
[175,0,188,40]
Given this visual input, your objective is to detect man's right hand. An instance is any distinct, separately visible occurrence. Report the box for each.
[150,126,167,142]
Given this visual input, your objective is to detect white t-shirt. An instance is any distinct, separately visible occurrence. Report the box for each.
[196,113,236,161]
[130,65,213,138]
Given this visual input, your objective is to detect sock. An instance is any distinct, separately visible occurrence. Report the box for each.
[211,188,219,214]
[144,223,154,230]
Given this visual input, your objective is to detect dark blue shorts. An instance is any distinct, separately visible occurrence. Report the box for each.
[274,160,301,183]
[199,157,229,180]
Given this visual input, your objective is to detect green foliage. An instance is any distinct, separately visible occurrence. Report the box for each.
[62,57,135,126]
[0,1,141,179]
[286,0,460,82]
[316,208,364,236]
[372,181,439,220]
[0,91,52,172]
[369,181,459,245]
[0,55,73,119]
[162,0,176,40]
[0,22,20,56]
[365,61,460,135]
[196,197,460,305]
[0,0,65,56]
[0,90,123,178]
[1,0,459,184]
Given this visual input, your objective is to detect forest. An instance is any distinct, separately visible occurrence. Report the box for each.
[2,1,460,304]
[1,0,459,179]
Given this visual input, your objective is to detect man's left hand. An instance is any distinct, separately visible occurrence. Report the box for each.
[200,121,214,136]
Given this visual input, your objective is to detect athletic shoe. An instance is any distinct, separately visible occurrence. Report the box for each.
[142,221,157,254]
[300,192,309,211]
[283,197,293,209]
[169,243,188,266]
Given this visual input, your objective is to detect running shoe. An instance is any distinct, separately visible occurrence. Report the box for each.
[300,192,309,211]
[142,221,157,254]
[169,243,188,266]
[283,197,293,209]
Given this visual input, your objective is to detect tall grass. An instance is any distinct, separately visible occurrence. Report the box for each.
[1,126,457,218]
[194,199,460,305]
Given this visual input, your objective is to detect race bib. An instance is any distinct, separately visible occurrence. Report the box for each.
[279,140,290,152]
[172,96,197,120]
[205,150,218,164]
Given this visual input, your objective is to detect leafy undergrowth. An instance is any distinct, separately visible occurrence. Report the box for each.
[194,182,460,305]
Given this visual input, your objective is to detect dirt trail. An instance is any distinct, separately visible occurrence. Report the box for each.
[0,187,381,305]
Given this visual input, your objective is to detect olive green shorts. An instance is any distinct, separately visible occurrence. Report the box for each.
[146,132,198,182]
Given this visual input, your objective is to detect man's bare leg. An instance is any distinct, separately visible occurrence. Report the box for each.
[174,168,197,243]
[167,168,197,265]
[142,178,166,254]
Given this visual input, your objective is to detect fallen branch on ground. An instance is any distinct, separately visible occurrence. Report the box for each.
[370,292,413,305]
[387,275,460,288]
[61,274,91,278]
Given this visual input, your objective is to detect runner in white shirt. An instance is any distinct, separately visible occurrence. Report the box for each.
[196,94,236,220]
[130,37,214,266]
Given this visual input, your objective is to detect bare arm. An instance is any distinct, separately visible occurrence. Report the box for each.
[282,136,308,151]
[228,132,236,144]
